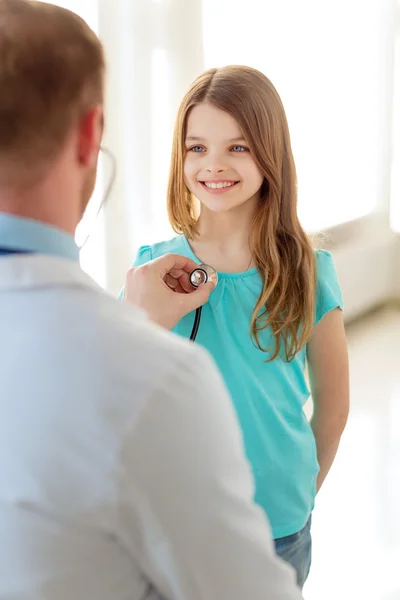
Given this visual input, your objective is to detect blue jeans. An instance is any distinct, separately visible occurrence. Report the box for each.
[274,517,312,590]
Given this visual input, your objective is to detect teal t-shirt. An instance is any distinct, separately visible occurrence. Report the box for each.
[129,234,343,539]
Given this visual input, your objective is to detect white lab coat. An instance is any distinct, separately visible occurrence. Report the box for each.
[0,255,302,600]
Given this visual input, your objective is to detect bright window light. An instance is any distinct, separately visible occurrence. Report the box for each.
[203,0,387,233]
[150,47,175,242]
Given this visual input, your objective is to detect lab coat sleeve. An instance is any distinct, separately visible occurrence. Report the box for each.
[117,345,303,600]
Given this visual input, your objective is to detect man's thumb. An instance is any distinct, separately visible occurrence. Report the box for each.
[186,281,215,310]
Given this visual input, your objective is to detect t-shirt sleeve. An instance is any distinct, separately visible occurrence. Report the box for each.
[117,245,153,300]
[131,245,153,267]
[314,249,344,325]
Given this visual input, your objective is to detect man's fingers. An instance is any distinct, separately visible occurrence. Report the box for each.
[156,253,200,278]
[167,271,215,296]
[178,273,194,293]
[180,281,215,312]
[168,268,190,279]
[165,274,179,290]
[165,274,187,294]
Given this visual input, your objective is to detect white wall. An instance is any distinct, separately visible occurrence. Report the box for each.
[324,0,399,322]
[202,0,396,234]
[330,218,399,322]
[395,235,400,300]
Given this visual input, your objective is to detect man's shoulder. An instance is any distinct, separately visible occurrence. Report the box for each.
[75,286,199,385]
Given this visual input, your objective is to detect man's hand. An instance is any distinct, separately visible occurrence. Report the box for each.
[123,254,215,330]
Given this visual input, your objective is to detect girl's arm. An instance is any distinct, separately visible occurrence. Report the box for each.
[307,307,350,492]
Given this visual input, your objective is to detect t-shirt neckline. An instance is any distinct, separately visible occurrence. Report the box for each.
[181,236,259,280]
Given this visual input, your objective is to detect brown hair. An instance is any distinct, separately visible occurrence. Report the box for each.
[0,0,105,182]
[167,65,316,361]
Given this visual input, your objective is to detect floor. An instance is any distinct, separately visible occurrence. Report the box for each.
[303,307,400,600]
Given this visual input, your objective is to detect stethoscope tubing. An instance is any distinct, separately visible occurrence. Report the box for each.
[189,264,217,342]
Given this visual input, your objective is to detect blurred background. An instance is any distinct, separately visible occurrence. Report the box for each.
[42,1,400,598]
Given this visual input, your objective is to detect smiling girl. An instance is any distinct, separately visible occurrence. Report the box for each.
[124,66,350,588]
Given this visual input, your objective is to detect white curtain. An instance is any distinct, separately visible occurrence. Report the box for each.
[97,0,204,293]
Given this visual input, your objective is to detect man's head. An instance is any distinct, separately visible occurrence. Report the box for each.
[0,0,105,233]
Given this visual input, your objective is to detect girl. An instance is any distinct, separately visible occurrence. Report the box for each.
[125,65,350,588]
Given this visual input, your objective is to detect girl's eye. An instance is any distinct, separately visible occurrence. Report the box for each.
[188,146,205,153]
[231,145,249,153]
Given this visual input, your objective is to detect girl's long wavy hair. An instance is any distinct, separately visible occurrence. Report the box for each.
[167,65,316,361]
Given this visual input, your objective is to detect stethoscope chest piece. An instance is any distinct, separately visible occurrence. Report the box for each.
[188,264,218,342]
[189,264,218,289]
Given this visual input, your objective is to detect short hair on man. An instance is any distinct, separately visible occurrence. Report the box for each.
[0,0,105,182]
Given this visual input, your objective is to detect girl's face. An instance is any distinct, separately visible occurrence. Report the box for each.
[184,103,264,216]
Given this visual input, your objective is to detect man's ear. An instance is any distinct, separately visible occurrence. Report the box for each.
[77,106,104,168]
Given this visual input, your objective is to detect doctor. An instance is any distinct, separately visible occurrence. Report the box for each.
[0,1,302,599]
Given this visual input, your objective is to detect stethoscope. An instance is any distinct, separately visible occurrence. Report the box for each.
[188,264,218,341]
[0,248,215,342]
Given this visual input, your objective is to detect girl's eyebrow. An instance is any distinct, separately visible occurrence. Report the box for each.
[185,136,247,143]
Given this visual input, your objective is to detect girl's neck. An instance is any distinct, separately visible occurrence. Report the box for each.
[196,200,255,241]
[191,207,255,273]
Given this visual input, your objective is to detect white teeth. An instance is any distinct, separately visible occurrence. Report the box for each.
[204,181,236,189]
